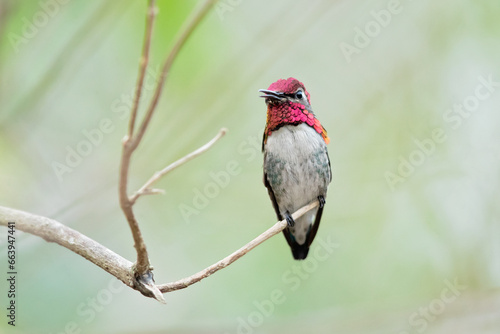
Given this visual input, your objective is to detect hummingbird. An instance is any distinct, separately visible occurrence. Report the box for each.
[259,78,331,260]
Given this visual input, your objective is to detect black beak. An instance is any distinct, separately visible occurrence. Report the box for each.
[258,89,285,101]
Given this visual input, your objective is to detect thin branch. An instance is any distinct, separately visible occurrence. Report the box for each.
[157,200,320,293]
[128,0,157,138]
[118,0,217,283]
[138,188,165,197]
[130,128,227,204]
[0,206,134,288]
[117,0,159,293]
[129,0,218,151]
[0,201,319,297]
[118,137,151,277]
[118,151,161,300]
[118,179,151,273]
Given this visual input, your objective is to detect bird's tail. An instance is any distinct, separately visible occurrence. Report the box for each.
[290,242,309,260]
[282,229,310,260]
[283,203,324,260]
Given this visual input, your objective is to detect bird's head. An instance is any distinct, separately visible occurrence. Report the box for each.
[259,77,329,144]
[259,77,311,109]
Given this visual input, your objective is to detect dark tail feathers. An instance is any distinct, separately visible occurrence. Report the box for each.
[291,243,309,260]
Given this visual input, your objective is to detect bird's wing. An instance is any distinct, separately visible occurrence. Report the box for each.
[264,167,302,256]
[263,152,283,221]
[306,149,331,247]
[327,148,332,182]
[305,204,323,248]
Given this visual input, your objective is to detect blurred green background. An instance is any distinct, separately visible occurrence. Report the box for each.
[1,0,500,333]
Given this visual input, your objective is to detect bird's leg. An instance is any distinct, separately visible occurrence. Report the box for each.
[318,195,325,209]
[285,211,295,227]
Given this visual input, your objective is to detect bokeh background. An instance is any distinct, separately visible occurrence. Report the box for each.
[1,0,500,333]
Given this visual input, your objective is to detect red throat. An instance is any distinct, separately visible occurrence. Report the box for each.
[265,104,329,145]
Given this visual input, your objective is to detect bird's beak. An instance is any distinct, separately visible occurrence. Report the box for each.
[258,89,285,101]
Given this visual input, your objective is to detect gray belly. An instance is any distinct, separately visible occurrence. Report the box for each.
[264,123,331,244]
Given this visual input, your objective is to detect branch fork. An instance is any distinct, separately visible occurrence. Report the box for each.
[117,0,221,301]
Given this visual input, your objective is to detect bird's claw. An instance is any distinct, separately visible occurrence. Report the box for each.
[318,196,325,209]
[285,212,295,227]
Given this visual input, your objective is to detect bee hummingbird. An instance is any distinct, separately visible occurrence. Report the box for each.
[259,78,331,260]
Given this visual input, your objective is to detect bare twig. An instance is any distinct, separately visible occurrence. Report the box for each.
[0,200,319,297]
[157,200,320,293]
[129,0,218,151]
[128,0,157,138]
[119,137,152,281]
[118,147,151,274]
[118,0,217,301]
[0,206,134,287]
[130,128,227,204]
[117,0,158,298]
[138,188,165,197]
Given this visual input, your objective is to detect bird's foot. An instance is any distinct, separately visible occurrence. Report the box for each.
[285,211,295,227]
[318,195,325,209]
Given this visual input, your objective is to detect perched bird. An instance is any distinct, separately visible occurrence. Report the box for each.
[259,78,331,260]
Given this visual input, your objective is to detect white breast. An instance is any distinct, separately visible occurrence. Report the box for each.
[264,123,331,244]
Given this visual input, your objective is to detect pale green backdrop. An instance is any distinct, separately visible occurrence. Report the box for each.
[0,0,499,333]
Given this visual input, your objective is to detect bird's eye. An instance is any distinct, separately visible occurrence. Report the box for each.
[295,90,304,100]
